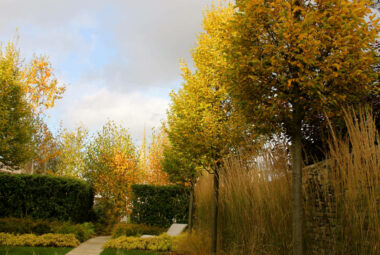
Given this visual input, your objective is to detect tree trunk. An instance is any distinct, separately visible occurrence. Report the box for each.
[188,185,194,234]
[211,169,219,255]
[292,125,303,255]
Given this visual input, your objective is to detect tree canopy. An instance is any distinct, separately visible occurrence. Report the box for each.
[195,0,379,253]
[0,41,65,168]
[0,43,34,166]
[86,121,139,216]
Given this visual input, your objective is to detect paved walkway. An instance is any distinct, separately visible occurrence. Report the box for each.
[67,236,111,255]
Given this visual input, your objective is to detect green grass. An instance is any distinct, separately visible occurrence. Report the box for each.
[100,249,170,255]
[0,246,72,255]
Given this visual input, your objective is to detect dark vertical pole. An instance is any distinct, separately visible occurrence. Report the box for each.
[211,169,219,255]
[188,185,194,234]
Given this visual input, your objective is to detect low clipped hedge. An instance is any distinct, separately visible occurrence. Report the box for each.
[112,223,165,238]
[130,185,189,228]
[0,217,59,235]
[0,217,95,242]
[57,222,95,242]
[0,233,80,247]
[103,234,175,251]
[0,173,93,223]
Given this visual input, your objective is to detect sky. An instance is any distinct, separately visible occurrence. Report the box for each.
[0,0,214,144]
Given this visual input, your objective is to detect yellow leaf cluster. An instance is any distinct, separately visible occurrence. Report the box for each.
[22,56,65,114]
[103,233,175,251]
[0,233,80,247]
[143,128,170,185]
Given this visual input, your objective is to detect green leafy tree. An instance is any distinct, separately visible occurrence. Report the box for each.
[0,43,34,166]
[0,41,64,169]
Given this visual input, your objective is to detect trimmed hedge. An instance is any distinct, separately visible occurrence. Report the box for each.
[130,185,189,228]
[103,234,175,251]
[0,173,93,223]
[57,222,95,242]
[112,223,165,238]
[0,217,59,235]
[0,233,80,247]
[0,217,95,242]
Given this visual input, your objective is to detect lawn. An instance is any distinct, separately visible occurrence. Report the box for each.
[101,249,171,255]
[0,246,72,255]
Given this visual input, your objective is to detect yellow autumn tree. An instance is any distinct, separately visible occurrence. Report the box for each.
[22,55,65,115]
[86,121,140,219]
[24,54,65,173]
[192,1,379,254]
[31,118,60,174]
[166,2,255,244]
[55,125,89,178]
[144,127,170,185]
[166,4,251,235]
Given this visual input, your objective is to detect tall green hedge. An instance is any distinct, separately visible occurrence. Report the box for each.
[130,184,189,228]
[0,173,93,223]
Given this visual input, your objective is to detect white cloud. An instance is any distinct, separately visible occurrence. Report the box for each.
[0,0,214,90]
[93,0,212,90]
[62,88,169,142]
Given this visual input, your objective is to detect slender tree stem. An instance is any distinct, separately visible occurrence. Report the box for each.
[188,186,194,234]
[211,169,219,255]
[292,122,303,255]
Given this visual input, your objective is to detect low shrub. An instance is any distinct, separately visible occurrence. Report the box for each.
[0,218,58,235]
[82,222,96,237]
[93,202,119,235]
[0,233,80,247]
[103,234,174,251]
[57,222,95,242]
[112,223,165,238]
[0,218,94,242]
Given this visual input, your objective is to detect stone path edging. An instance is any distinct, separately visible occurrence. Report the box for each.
[66,236,110,255]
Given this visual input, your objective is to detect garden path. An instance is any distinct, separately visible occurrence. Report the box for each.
[66,236,110,255]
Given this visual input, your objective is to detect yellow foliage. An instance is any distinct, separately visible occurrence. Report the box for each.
[215,0,379,128]
[166,2,253,177]
[32,120,60,173]
[103,233,175,251]
[56,126,88,178]
[22,56,65,114]
[86,121,139,216]
[0,233,80,247]
[144,128,170,185]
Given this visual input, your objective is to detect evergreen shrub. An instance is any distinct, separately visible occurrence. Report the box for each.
[130,185,189,228]
[0,173,93,223]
